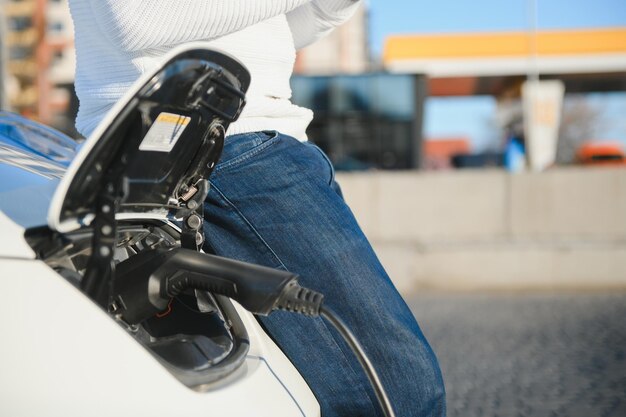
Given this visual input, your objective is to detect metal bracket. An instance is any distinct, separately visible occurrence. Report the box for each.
[81,180,122,307]
[180,179,209,251]
[177,121,224,252]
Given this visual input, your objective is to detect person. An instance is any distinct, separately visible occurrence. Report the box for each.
[68,1,446,415]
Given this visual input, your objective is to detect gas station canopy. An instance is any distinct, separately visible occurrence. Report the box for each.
[383,28,626,97]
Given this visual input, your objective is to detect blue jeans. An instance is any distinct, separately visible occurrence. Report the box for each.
[203,131,446,417]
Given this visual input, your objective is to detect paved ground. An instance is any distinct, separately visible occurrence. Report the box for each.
[407,292,626,417]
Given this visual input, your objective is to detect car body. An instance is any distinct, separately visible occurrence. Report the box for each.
[0,44,319,417]
[576,141,626,166]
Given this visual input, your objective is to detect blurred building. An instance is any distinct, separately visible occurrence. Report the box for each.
[291,28,626,171]
[384,28,626,168]
[291,73,427,170]
[294,3,369,75]
[291,3,431,170]
[382,28,626,130]
[2,0,75,129]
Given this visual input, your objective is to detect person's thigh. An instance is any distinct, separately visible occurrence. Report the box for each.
[203,131,446,417]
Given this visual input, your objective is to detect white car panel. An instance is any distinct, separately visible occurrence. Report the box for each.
[232,301,321,415]
[0,259,319,416]
[0,211,35,259]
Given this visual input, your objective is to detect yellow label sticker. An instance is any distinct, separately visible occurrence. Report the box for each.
[139,112,191,152]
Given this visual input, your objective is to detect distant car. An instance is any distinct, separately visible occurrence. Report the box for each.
[0,44,319,416]
[576,142,626,166]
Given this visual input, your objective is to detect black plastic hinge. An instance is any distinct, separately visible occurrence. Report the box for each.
[81,180,122,307]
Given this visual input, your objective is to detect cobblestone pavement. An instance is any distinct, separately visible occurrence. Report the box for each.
[407,292,626,417]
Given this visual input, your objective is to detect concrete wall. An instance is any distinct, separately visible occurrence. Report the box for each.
[336,167,626,293]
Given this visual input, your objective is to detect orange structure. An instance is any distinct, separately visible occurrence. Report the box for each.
[384,28,626,61]
[383,28,626,97]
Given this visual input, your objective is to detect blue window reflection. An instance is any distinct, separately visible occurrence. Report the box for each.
[291,73,420,170]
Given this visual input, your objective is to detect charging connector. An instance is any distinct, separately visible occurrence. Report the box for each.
[112,247,395,417]
[113,247,325,323]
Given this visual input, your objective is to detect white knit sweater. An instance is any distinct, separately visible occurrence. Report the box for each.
[68,0,360,140]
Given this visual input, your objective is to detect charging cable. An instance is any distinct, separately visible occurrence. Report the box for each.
[113,247,396,417]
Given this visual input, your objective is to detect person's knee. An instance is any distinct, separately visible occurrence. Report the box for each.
[420,356,446,417]
[430,371,447,416]
[402,343,446,416]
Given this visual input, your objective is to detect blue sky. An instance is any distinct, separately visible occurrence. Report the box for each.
[368,0,626,56]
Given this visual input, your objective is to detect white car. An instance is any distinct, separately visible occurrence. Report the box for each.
[0,45,320,417]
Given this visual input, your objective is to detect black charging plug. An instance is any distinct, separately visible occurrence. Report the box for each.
[112,247,324,325]
[111,247,395,417]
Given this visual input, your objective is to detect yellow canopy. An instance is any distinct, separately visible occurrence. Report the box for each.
[383,28,626,76]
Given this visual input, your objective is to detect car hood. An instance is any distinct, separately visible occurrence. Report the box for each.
[48,44,250,233]
[0,111,77,229]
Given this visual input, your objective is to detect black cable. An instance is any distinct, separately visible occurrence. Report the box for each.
[113,249,397,415]
[165,274,397,416]
[168,276,397,416]
[320,306,397,417]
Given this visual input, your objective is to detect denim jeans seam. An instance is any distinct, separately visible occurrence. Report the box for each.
[208,180,288,271]
[215,133,280,172]
[314,317,382,415]
[306,142,335,186]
